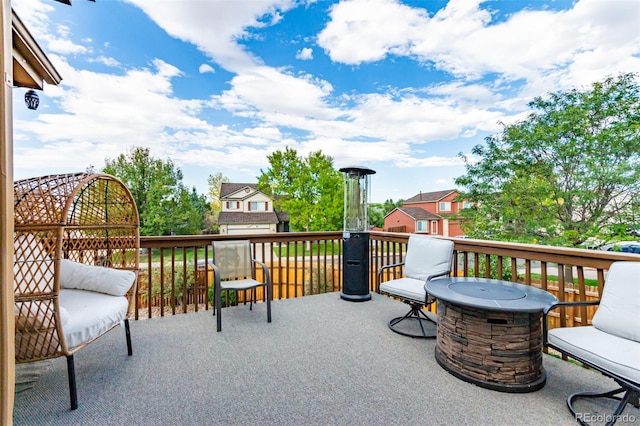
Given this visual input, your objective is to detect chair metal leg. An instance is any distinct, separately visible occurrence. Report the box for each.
[66,355,78,410]
[124,318,132,356]
[266,286,272,323]
[568,386,639,426]
[215,285,222,332]
[388,304,436,338]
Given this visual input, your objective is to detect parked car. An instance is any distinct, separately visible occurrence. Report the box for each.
[606,242,640,254]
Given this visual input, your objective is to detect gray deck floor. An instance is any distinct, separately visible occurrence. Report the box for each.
[13,292,638,426]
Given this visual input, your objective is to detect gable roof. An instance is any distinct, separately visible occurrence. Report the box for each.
[404,189,457,204]
[220,183,260,198]
[386,207,441,220]
[218,211,279,225]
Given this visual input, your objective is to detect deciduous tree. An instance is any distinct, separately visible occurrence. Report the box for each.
[456,73,640,246]
[206,172,229,230]
[258,148,343,231]
[103,147,205,236]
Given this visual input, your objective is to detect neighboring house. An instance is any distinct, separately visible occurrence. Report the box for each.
[383,189,473,236]
[217,183,289,235]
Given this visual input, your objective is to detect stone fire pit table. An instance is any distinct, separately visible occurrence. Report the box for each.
[425,277,557,393]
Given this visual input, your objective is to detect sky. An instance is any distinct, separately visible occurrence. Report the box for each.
[10,0,640,203]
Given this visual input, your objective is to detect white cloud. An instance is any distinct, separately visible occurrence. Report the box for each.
[14,57,211,171]
[11,0,640,200]
[212,66,337,119]
[13,0,91,55]
[125,0,297,72]
[199,64,216,74]
[89,56,121,68]
[318,0,640,91]
[296,47,313,60]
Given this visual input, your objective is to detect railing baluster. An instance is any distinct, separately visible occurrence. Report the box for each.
[484,254,491,278]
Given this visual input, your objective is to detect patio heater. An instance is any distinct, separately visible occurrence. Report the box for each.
[339,166,376,302]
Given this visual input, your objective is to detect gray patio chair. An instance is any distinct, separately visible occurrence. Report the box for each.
[377,235,454,338]
[543,261,640,426]
[211,240,272,332]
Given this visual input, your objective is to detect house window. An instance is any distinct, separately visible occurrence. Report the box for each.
[226,201,240,210]
[462,201,474,209]
[248,201,268,212]
[439,202,451,212]
[416,220,427,232]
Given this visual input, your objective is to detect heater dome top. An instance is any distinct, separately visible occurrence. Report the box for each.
[339,166,376,175]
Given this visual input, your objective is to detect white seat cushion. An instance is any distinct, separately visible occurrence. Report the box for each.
[379,277,426,303]
[60,289,129,349]
[548,325,640,384]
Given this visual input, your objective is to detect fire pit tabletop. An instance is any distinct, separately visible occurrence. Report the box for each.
[426,277,557,312]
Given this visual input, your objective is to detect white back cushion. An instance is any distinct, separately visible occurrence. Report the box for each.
[591,261,640,343]
[403,235,454,281]
[60,259,136,297]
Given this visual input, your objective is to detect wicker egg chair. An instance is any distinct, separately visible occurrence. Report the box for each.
[13,172,140,410]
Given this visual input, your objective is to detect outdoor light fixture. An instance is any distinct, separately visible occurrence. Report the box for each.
[24,90,39,110]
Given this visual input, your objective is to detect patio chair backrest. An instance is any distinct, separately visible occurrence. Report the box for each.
[591,261,640,343]
[212,240,254,280]
[403,235,454,281]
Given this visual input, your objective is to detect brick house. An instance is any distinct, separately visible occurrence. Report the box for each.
[383,189,472,236]
[217,183,289,235]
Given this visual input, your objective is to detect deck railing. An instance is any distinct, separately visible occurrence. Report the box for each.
[136,232,640,329]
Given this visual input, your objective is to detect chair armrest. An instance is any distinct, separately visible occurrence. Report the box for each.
[252,259,272,301]
[426,269,452,282]
[542,299,601,346]
[543,299,600,315]
[252,259,270,281]
[376,261,406,290]
[211,263,221,284]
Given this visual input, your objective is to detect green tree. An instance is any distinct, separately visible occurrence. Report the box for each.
[103,147,204,236]
[368,203,385,228]
[257,147,343,231]
[456,73,640,247]
[206,172,229,231]
[382,198,403,214]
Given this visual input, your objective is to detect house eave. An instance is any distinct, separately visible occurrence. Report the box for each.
[12,9,62,89]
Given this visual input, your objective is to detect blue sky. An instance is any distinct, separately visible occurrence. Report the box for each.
[11,0,640,202]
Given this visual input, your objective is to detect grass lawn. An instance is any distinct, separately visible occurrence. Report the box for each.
[527,272,599,287]
[141,247,209,264]
[273,241,341,257]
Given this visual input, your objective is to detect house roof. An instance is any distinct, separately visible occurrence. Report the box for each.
[218,211,279,225]
[404,189,457,204]
[12,9,62,89]
[391,207,441,220]
[220,183,259,198]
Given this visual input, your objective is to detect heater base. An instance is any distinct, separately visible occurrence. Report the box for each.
[340,292,372,302]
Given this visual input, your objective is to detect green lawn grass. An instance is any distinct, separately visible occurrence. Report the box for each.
[141,247,208,264]
[273,241,340,257]
[526,272,598,287]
